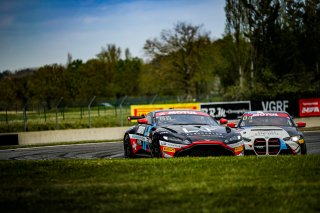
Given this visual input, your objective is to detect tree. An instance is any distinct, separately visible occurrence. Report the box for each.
[144,22,212,100]
[29,65,66,108]
[225,0,250,90]
[114,56,142,97]
[64,59,83,100]
[0,72,16,107]
[225,0,320,99]
[97,44,121,84]
[77,59,109,99]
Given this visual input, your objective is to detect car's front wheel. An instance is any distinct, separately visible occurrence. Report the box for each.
[151,138,162,158]
[301,143,307,155]
[124,134,134,158]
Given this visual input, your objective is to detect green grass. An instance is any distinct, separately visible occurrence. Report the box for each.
[1,156,319,213]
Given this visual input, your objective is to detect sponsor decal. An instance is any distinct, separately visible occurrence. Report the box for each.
[159,141,185,148]
[132,141,138,151]
[253,131,280,137]
[162,146,176,153]
[243,113,289,118]
[261,100,289,112]
[201,101,251,119]
[182,126,217,134]
[234,146,244,152]
[299,98,320,117]
[156,110,208,116]
[129,134,148,142]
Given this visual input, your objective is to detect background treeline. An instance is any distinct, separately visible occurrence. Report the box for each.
[0,0,319,109]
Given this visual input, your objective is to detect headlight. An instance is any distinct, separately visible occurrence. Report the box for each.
[283,135,300,142]
[161,135,190,144]
[162,135,182,142]
[225,135,242,144]
[283,135,304,144]
[291,136,300,142]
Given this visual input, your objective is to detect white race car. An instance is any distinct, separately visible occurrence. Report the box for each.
[227,111,307,156]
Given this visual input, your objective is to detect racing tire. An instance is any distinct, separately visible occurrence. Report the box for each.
[151,139,162,158]
[124,134,135,158]
[301,143,307,155]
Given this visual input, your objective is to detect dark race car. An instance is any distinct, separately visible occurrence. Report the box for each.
[227,111,307,156]
[123,109,244,158]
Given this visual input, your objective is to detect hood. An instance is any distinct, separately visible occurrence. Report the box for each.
[157,125,231,142]
[238,126,300,137]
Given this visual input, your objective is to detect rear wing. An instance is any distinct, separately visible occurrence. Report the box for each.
[127,115,145,122]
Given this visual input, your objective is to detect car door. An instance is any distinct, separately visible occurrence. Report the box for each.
[136,113,154,152]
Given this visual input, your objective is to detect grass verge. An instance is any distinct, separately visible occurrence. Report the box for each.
[0,156,319,213]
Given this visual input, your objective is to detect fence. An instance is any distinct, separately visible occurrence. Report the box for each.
[0,95,206,133]
[1,96,319,133]
[0,97,134,133]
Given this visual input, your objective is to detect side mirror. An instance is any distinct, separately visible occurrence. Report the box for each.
[296,122,306,128]
[220,118,228,125]
[137,118,148,124]
[227,122,236,128]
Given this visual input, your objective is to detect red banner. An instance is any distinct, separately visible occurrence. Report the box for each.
[299,98,320,117]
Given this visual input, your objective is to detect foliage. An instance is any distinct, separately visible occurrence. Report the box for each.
[143,22,215,100]
[0,2,319,104]
[225,0,320,99]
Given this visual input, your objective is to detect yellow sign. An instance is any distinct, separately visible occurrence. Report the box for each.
[130,103,201,117]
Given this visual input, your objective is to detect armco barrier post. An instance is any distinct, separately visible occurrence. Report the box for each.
[150,95,158,104]
[120,96,127,127]
[55,97,63,130]
[88,96,96,128]
[23,102,28,131]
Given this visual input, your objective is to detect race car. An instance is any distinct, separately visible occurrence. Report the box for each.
[227,111,307,155]
[123,109,244,158]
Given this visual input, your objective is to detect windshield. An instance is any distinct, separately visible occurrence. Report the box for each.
[239,114,294,127]
[156,113,219,126]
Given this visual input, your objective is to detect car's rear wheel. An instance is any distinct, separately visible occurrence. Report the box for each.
[124,134,134,158]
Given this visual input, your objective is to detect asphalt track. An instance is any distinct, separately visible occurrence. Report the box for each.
[0,131,320,160]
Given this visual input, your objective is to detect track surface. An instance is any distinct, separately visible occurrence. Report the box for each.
[1,132,320,160]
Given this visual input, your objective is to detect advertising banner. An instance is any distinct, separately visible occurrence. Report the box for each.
[130,103,201,118]
[299,98,320,117]
[200,101,251,119]
[250,99,300,117]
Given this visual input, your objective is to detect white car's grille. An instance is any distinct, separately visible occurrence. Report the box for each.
[253,138,281,155]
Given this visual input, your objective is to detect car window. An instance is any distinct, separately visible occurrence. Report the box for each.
[239,115,293,127]
[156,114,219,126]
[145,113,153,125]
